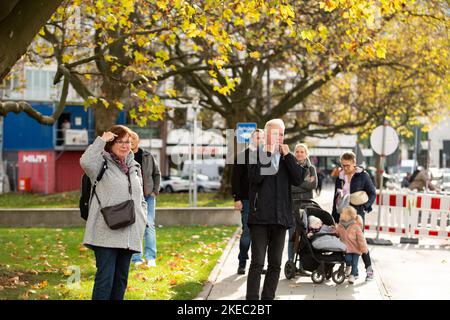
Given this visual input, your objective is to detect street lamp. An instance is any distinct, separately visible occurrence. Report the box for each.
[190,93,201,207]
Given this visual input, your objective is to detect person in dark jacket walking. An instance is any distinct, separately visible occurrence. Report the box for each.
[316,169,325,196]
[287,143,317,263]
[129,131,161,268]
[246,119,306,300]
[332,151,376,281]
[231,129,264,275]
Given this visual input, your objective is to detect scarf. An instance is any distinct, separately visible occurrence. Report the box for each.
[110,152,129,174]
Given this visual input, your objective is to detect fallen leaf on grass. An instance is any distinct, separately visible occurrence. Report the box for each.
[63,269,72,276]
[169,279,177,286]
[192,235,200,239]
[31,280,48,290]
[127,286,138,292]
[42,261,52,268]
[9,276,20,285]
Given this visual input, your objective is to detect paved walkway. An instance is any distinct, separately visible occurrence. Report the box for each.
[196,185,450,300]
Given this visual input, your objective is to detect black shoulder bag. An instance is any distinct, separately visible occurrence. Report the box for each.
[93,172,135,230]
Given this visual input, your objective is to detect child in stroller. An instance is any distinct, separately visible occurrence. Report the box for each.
[284,201,347,284]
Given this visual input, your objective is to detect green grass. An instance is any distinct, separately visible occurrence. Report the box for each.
[0,192,234,208]
[0,226,237,300]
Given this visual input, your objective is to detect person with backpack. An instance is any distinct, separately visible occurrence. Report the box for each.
[129,131,161,268]
[80,125,147,300]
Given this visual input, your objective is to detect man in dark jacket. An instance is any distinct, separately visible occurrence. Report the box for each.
[130,131,161,268]
[231,129,264,275]
[246,119,306,300]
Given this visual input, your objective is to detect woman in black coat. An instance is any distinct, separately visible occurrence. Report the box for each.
[332,152,376,282]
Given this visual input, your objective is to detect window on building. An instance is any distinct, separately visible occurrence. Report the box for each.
[25,69,57,101]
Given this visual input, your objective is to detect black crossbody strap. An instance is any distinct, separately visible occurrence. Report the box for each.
[91,157,108,208]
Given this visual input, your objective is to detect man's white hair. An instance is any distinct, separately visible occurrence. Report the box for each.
[264,118,285,132]
[251,128,264,137]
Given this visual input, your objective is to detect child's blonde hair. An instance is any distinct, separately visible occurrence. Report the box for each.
[340,206,357,222]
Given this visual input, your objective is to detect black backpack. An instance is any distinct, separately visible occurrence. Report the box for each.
[79,158,108,220]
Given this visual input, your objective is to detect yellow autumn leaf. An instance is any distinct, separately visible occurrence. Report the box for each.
[116,101,124,110]
[249,51,261,59]
[165,88,177,98]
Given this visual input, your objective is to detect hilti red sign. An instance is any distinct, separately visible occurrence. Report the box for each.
[18,151,55,193]
[22,154,48,163]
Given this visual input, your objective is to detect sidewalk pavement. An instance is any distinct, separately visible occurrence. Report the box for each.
[196,185,450,300]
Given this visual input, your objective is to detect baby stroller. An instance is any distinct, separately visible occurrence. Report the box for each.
[284,200,346,285]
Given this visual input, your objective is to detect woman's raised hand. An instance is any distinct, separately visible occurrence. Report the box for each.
[100,131,118,142]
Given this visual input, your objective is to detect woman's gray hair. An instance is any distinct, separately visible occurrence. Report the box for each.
[264,119,285,132]
[295,143,309,155]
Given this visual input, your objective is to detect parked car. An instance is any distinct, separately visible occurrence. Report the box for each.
[180,174,220,192]
[160,176,189,193]
[160,174,220,193]
[441,173,450,192]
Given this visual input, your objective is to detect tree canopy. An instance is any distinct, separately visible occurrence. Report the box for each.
[1,0,448,139]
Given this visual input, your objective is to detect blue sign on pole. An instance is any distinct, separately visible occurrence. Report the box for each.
[236,122,257,143]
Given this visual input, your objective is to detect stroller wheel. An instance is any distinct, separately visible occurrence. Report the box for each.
[311,270,325,284]
[332,270,345,284]
[284,260,296,280]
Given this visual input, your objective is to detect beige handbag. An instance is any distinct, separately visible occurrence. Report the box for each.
[350,191,369,206]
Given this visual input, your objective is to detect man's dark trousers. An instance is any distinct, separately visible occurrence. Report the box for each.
[246,224,286,300]
[238,200,251,266]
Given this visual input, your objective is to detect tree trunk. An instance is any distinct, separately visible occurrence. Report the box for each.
[216,162,233,199]
[0,0,63,81]
[93,104,120,137]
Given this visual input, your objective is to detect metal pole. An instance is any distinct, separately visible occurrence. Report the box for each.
[375,124,387,241]
[426,137,431,191]
[0,116,3,194]
[413,125,419,171]
[266,62,271,111]
[193,106,198,207]
[367,122,393,246]
[188,129,192,207]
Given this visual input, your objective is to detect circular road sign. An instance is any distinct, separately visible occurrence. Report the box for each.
[370,125,399,156]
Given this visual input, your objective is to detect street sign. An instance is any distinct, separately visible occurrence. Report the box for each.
[370,125,399,156]
[236,122,257,143]
[368,123,398,246]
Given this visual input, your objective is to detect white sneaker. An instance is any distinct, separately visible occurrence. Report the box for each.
[348,275,355,284]
[147,259,156,267]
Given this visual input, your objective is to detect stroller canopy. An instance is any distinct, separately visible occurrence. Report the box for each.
[305,206,336,226]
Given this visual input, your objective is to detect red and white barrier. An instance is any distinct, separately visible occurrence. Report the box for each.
[365,191,409,236]
[410,193,450,239]
[365,191,450,240]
